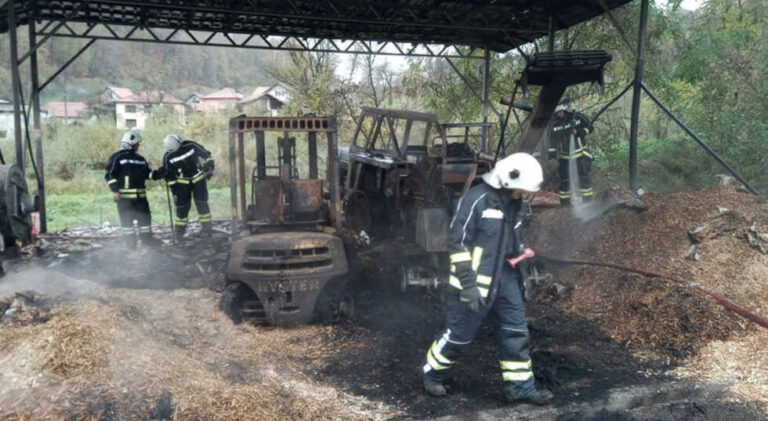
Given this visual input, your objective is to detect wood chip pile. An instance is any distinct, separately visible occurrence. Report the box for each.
[529,186,768,409]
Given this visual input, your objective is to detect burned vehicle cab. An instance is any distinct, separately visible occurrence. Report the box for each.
[342,108,492,290]
[223,116,351,325]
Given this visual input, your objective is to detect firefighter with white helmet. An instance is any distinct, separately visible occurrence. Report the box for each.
[104,129,162,248]
[159,134,215,240]
[422,152,553,405]
[549,98,594,206]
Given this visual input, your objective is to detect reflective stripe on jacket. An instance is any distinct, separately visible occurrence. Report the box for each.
[447,183,522,298]
[162,140,213,194]
[105,149,152,194]
[548,112,593,160]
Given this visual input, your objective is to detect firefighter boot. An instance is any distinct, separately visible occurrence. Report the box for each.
[123,233,137,250]
[559,197,571,207]
[423,377,447,397]
[174,225,187,242]
[139,232,162,247]
[503,384,554,406]
[201,221,213,238]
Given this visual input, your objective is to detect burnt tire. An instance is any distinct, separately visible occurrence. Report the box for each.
[315,278,355,323]
[220,282,253,324]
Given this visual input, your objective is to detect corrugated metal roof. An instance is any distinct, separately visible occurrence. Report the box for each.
[0,1,634,52]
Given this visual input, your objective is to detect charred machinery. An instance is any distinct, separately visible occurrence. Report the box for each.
[341,107,493,291]
[0,164,38,250]
[222,116,352,325]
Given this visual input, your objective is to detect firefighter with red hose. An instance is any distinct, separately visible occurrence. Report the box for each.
[421,153,553,405]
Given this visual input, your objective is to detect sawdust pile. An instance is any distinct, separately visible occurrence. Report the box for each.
[0,270,393,420]
[530,186,768,406]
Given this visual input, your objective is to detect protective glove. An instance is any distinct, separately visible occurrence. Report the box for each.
[459,286,484,313]
[454,261,476,287]
[150,166,166,180]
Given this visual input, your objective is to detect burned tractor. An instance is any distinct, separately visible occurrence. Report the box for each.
[221,116,352,325]
[342,107,493,291]
[0,164,38,251]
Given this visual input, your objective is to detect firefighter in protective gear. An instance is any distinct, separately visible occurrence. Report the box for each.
[549,102,594,206]
[422,153,554,405]
[105,129,162,248]
[160,134,214,239]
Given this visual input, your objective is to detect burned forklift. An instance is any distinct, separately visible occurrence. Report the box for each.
[221,116,352,325]
[342,107,493,291]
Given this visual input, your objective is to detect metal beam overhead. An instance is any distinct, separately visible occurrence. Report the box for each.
[1,0,635,54]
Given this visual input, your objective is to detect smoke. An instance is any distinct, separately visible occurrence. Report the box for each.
[0,266,107,301]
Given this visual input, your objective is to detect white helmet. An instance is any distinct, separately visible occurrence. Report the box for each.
[555,104,569,112]
[120,129,142,148]
[163,134,182,152]
[482,153,543,192]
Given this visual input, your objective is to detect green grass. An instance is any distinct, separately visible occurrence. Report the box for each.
[45,186,232,233]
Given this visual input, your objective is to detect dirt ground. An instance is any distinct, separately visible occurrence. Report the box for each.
[0,186,766,420]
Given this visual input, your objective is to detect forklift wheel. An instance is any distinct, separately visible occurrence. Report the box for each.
[316,278,355,323]
[220,282,253,324]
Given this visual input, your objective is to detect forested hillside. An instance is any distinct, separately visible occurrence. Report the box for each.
[0,38,275,100]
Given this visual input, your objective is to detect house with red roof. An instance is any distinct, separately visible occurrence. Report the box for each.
[44,101,90,124]
[102,86,135,103]
[112,90,185,129]
[200,88,243,112]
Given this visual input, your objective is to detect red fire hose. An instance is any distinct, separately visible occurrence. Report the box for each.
[539,255,768,331]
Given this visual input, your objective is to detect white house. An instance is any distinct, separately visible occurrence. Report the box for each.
[237,84,290,116]
[0,99,17,142]
[0,99,33,142]
[185,92,204,113]
[112,91,185,129]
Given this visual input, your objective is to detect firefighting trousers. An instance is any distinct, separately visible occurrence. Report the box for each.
[116,197,152,247]
[558,156,593,203]
[174,178,211,235]
[423,268,535,391]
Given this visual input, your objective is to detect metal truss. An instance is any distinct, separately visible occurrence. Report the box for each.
[33,20,488,59]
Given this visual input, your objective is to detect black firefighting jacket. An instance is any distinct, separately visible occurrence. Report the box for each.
[162,140,214,194]
[448,183,523,299]
[105,149,154,199]
[548,111,594,160]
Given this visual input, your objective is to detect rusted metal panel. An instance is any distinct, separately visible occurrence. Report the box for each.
[292,179,323,207]
[415,208,448,252]
[232,116,336,133]
[250,180,283,224]
[440,163,476,185]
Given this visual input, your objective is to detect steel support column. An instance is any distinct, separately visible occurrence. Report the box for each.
[481,47,490,151]
[548,16,555,51]
[8,0,23,168]
[628,0,649,191]
[29,21,46,233]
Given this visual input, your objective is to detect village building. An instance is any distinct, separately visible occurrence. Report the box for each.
[237,84,289,116]
[112,91,185,129]
[44,102,90,124]
[199,88,243,112]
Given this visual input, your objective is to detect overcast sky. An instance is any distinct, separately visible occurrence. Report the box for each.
[337,0,705,80]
